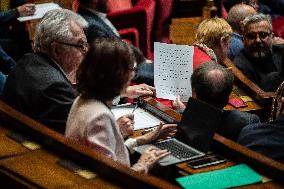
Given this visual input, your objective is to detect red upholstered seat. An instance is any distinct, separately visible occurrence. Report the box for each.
[153,0,173,44]
[108,0,133,12]
[73,0,156,59]
[272,16,284,38]
[107,0,156,59]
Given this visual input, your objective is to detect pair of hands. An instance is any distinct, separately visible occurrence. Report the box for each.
[131,123,177,173]
[17,4,36,17]
[117,114,177,143]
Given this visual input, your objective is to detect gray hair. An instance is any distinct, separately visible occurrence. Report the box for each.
[34,9,88,54]
[242,13,272,32]
[227,3,256,32]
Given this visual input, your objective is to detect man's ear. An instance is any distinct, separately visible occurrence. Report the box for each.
[220,36,227,50]
[50,42,60,59]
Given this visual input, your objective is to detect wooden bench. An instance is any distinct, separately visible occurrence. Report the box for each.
[0,100,178,188]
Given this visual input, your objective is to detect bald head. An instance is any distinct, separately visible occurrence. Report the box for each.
[191,62,234,109]
[227,3,257,33]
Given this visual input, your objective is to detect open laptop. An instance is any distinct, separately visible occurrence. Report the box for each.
[134,97,223,166]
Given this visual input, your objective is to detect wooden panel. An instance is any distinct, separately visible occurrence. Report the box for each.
[0,127,31,159]
[0,100,178,189]
[170,17,202,45]
[141,97,284,186]
[221,59,274,120]
[224,86,262,113]
[0,150,120,188]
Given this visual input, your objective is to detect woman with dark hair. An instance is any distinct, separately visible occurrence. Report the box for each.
[65,38,173,173]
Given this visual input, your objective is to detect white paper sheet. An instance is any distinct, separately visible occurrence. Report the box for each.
[111,106,162,130]
[17,3,61,22]
[154,42,194,102]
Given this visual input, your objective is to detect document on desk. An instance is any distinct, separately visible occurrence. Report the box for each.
[176,164,262,189]
[111,106,162,130]
[154,42,194,102]
[17,3,61,22]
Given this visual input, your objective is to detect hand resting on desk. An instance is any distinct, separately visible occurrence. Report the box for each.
[132,147,170,174]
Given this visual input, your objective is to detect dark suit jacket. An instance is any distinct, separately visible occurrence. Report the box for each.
[2,53,75,133]
[77,7,119,41]
[238,114,284,163]
[233,45,284,92]
[219,110,260,141]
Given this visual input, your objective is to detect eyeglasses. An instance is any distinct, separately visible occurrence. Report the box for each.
[57,41,88,52]
[129,62,138,72]
[244,31,272,40]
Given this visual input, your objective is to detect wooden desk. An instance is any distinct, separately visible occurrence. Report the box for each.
[141,97,284,187]
[224,86,262,113]
[170,17,202,45]
[0,150,120,188]
[0,100,178,188]
[0,126,31,159]
[222,58,274,120]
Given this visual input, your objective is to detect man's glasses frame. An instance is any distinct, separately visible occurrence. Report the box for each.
[57,41,88,52]
[244,31,273,41]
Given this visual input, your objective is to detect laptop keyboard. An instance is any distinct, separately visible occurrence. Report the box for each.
[154,139,201,160]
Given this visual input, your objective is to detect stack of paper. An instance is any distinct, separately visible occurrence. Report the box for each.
[18,3,61,22]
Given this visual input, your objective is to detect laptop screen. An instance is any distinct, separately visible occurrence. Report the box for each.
[177,97,223,153]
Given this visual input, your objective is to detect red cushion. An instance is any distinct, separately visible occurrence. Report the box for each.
[272,16,284,38]
[108,0,133,13]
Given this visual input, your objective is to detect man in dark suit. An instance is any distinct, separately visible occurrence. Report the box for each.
[2,9,155,134]
[233,14,284,92]
[0,1,35,62]
[77,0,119,39]
[0,1,35,94]
[173,62,260,141]
[2,9,89,133]
[238,83,284,163]
[77,0,155,86]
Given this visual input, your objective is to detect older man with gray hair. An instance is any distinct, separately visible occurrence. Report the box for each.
[3,9,88,133]
[233,13,284,92]
[227,3,257,59]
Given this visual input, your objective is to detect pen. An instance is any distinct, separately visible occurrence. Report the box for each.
[132,103,139,113]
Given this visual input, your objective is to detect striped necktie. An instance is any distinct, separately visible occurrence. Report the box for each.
[1,0,10,11]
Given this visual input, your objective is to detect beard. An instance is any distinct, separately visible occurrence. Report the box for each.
[246,44,272,59]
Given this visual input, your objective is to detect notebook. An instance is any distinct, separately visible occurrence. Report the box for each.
[176,164,262,189]
[135,97,222,166]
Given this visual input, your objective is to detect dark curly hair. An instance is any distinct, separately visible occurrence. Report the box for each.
[76,38,135,102]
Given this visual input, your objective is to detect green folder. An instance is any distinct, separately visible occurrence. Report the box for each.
[176,164,262,189]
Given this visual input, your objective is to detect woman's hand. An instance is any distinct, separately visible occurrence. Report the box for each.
[136,123,177,145]
[17,4,35,17]
[132,147,170,173]
[122,84,156,98]
[117,113,134,138]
